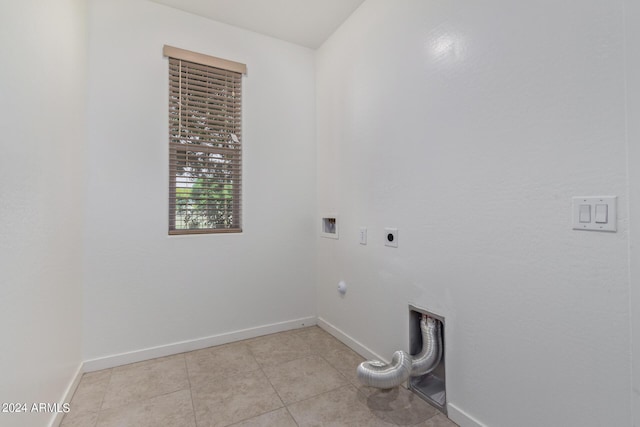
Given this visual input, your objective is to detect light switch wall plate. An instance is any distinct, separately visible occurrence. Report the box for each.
[359,227,367,245]
[572,196,617,232]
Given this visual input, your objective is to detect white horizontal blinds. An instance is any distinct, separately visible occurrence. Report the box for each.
[168,54,243,234]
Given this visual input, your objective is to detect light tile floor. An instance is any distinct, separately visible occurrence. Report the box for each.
[62,327,458,427]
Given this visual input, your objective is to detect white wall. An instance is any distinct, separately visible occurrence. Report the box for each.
[1,1,635,426]
[84,0,316,362]
[316,1,631,426]
[0,1,87,426]
[626,0,640,423]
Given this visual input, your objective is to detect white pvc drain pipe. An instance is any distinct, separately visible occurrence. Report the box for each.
[357,315,442,389]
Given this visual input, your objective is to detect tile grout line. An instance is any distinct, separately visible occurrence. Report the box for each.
[95,356,192,421]
[256,352,348,407]
[182,354,199,427]
[89,368,113,427]
[62,369,114,427]
[286,383,354,407]
[250,331,316,426]
[183,345,268,426]
[223,343,291,426]
[256,358,288,410]
[283,405,301,427]
[223,407,298,427]
[97,369,113,413]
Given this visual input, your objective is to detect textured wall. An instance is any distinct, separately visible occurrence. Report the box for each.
[626,0,640,423]
[84,0,316,361]
[316,1,631,425]
[0,1,87,426]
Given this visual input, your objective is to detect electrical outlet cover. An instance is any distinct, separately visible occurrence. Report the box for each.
[384,228,398,247]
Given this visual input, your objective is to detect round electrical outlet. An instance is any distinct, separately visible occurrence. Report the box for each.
[384,228,398,247]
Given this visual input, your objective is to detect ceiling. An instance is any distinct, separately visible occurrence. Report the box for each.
[149,0,366,49]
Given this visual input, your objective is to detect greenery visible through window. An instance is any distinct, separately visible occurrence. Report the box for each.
[166,50,244,235]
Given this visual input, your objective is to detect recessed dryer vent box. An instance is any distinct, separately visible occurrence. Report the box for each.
[320,215,339,239]
[408,304,446,414]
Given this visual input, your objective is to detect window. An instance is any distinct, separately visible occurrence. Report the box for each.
[164,45,246,235]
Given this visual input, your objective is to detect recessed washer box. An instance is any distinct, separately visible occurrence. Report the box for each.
[321,215,339,239]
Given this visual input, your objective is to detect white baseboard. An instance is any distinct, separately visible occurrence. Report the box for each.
[49,362,83,427]
[83,316,316,372]
[447,403,486,427]
[316,316,388,363]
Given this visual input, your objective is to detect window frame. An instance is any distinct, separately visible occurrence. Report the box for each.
[164,45,246,235]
